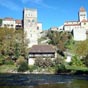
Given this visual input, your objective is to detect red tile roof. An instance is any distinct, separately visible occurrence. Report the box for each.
[29,45,55,53]
[3,17,14,21]
[81,19,88,22]
[64,24,80,26]
[15,20,22,24]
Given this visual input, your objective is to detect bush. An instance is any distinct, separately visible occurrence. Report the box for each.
[16,56,25,65]
[55,63,71,74]
[35,57,44,67]
[17,56,29,72]
[58,64,66,72]
[4,60,14,65]
[29,66,37,72]
[53,56,64,66]
[35,58,53,68]
[43,58,53,67]
[18,61,29,72]
[70,55,85,67]
[0,55,4,65]
[83,54,88,67]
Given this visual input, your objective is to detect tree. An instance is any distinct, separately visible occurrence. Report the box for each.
[0,19,2,25]
[70,56,85,67]
[74,40,88,57]
[16,56,26,65]
[83,54,88,67]
[0,28,28,60]
[17,61,29,72]
[47,31,72,52]
[47,31,60,45]
[16,56,29,72]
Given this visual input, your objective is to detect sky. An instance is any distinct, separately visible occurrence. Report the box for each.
[0,0,88,30]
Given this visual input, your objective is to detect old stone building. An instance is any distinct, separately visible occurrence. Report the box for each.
[64,7,88,41]
[23,8,42,47]
[1,17,22,29]
[64,7,88,31]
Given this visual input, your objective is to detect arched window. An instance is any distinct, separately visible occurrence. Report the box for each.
[37,26,39,30]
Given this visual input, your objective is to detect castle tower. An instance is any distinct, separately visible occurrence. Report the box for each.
[78,7,87,22]
[23,8,39,47]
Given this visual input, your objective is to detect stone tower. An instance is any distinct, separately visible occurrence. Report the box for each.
[23,8,42,47]
[78,7,87,22]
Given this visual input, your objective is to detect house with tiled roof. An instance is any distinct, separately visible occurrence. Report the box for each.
[15,19,22,29]
[1,17,22,29]
[28,45,57,65]
[2,17,15,29]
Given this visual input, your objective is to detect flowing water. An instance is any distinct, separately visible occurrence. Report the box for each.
[0,73,88,88]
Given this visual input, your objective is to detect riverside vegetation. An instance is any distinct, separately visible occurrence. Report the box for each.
[0,28,88,74]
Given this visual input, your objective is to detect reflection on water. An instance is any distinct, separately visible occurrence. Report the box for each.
[34,80,88,88]
[0,74,88,88]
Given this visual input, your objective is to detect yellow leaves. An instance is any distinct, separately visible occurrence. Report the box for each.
[16,56,26,65]
[75,40,88,56]
[0,27,28,56]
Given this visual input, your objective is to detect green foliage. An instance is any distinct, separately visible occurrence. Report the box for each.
[66,65,88,72]
[53,56,64,66]
[4,60,14,65]
[0,19,2,25]
[65,38,75,50]
[29,65,37,72]
[16,56,29,72]
[47,31,60,45]
[0,28,28,59]
[74,40,88,56]
[14,43,20,59]
[16,56,25,65]
[47,31,72,52]
[2,55,14,65]
[55,64,67,73]
[58,64,66,71]
[0,65,17,73]
[70,56,85,67]
[17,61,29,72]
[0,55,4,65]
[83,54,88,67]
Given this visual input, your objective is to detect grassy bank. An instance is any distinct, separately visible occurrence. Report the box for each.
[0,65,17,73]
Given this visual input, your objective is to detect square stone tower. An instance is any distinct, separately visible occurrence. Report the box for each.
[23,8,42,47]
[78,7,87,22]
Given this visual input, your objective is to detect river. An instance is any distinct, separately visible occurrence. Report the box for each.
[0,73,88,88]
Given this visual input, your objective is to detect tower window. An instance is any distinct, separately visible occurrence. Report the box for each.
[32,20,35,22]
[28,20,30,22]
[30,34,32,37]
[37,26,39,30]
